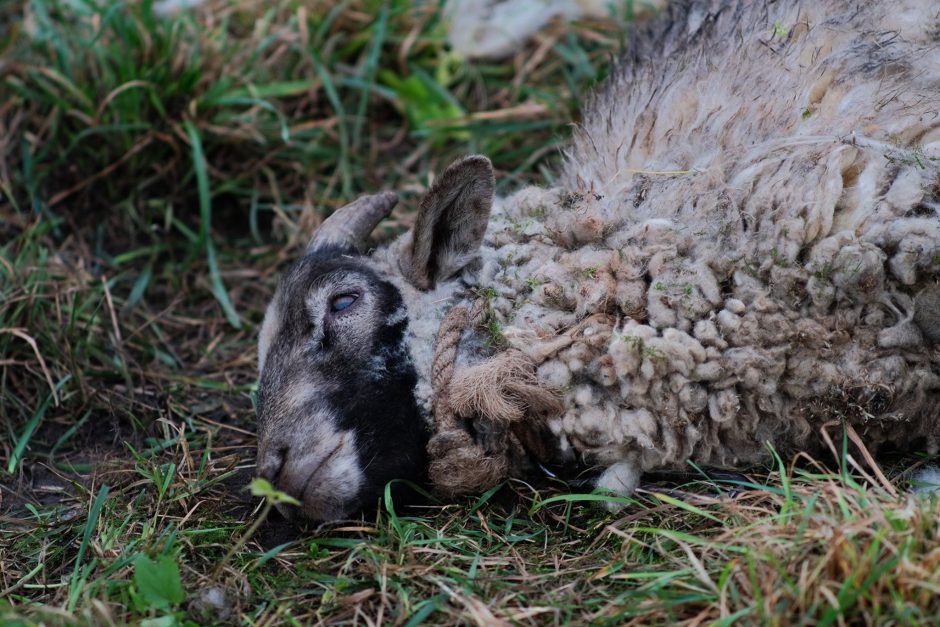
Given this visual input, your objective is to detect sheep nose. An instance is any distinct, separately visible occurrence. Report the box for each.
[257,446,287,483]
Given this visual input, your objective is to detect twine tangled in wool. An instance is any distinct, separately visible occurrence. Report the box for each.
[428,301,564,497]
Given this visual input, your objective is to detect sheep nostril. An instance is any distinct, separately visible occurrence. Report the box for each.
[257,446,288,483]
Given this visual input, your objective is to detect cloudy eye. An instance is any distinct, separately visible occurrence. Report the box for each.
[330,293,358,313]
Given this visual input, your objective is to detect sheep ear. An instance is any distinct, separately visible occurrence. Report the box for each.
[400,155,494,290]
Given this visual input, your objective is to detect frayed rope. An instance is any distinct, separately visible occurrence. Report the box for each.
[428,301,564,497]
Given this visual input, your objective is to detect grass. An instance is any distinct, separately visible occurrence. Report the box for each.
[2,0,940,624]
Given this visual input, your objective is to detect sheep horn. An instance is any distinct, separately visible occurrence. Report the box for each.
[307,190,399,253]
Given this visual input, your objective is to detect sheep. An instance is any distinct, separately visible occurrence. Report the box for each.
[255,0,940,522]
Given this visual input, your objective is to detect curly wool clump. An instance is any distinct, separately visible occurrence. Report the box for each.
[457,0,940,492]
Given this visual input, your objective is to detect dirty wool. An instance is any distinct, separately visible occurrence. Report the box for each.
[372,0,940,497]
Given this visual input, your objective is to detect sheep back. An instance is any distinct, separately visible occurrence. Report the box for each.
[471,0,940,477]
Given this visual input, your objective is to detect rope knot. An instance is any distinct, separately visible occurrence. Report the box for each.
[428,301,563,497]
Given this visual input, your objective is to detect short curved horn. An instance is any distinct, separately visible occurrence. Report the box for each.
[307,191,399,253]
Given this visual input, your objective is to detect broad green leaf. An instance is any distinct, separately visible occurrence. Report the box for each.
[249,478,300,505]
[134,555,184,610]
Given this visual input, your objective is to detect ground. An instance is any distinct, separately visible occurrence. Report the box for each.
[2,1,940,625]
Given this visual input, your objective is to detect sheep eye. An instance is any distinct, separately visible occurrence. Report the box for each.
[330,294,358,312]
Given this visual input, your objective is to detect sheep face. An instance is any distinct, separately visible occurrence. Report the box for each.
[256,156,495,521]
[256,249,428,521]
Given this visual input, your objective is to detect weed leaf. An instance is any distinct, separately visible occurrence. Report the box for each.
[133,554,185,610]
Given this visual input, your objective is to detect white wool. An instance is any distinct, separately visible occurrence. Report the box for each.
[912,467,940,497]
[369,241,473,418]
[369,0,940,500]
[596,461,642,511]
[443,0,666,59]
[153,0,205,15]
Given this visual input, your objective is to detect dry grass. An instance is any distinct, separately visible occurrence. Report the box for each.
[2,1,940,625]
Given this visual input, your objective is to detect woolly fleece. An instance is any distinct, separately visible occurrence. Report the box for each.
[379,0,940,495]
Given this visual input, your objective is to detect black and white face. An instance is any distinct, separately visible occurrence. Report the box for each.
[256,250,427,521]
[255,156,495,522]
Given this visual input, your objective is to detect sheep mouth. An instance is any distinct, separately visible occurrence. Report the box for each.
[271,431,367,522]
[275,491,354,523]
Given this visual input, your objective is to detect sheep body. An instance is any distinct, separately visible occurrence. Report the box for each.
[256,0,940,519]
[377,0,940,493]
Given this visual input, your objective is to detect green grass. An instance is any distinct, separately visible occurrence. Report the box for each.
[3,0,940,624]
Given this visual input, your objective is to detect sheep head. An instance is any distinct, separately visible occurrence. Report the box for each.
[255,156,494,522]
